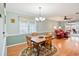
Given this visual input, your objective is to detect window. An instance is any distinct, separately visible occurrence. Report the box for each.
[29,23,36,33]
[19,18,36,34]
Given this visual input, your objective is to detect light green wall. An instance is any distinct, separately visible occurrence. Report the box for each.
[6,12,19,34]
[6,34,26,46]
[6,33,44,46]
[6,12,26,46]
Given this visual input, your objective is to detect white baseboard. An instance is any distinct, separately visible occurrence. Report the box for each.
[7,42,26,48]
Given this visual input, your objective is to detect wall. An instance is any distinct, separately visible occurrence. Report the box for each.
[6,34,26,46]
[36,20,58,33]
[6,12,35,46]
[6,12,19,35]
[6,12,26,46]
[6,11,59,36]
[36,20,49,33]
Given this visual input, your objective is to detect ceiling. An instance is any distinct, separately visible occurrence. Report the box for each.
[6,3,79,21]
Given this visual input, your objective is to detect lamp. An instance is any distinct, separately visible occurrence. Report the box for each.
[58,26,62,29]
[53,26,57,30]
[35,7,45,22]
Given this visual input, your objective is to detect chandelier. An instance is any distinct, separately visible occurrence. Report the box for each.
[35,7,45,22]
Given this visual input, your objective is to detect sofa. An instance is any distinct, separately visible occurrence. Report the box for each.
[55,29,68,39]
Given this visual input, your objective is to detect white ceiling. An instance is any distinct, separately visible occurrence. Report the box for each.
[6,3,79,21]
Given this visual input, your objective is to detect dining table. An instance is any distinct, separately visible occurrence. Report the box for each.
[31,35,46,56]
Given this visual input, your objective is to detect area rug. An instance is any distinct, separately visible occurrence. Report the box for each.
[19,46,57,56]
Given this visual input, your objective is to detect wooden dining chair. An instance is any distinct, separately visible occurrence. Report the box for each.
[26,36,38,55]
[31,32,38,36]
[26,36,32,48]
[44,32,53,38]
[44,36,52,50]
[45,32,52,36]
[25,36,33,55]
[40,36,52,50]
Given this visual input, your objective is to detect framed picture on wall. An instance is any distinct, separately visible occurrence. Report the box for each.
[10,18,15,23]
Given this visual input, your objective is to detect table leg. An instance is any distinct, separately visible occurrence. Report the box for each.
[37,44,40,56]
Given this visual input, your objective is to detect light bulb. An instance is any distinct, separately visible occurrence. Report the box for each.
[54,26,57,29]
[59,26,62,29]
[39,17,42,20]
[42,18,45,21]
[35,17,45,22]
[39,17,45,21]
[35,17,39,21]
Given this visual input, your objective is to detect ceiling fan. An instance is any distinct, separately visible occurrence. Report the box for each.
[64,16,72,20]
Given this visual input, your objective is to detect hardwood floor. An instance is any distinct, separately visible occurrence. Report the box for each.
[7,37,79,56]
[7,44,27,56]
[52,38,79,56]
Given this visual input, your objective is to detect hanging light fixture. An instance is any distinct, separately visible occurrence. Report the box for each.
[35,7,45,22]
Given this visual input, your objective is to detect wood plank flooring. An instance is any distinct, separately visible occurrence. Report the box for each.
[7,37,79,56]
